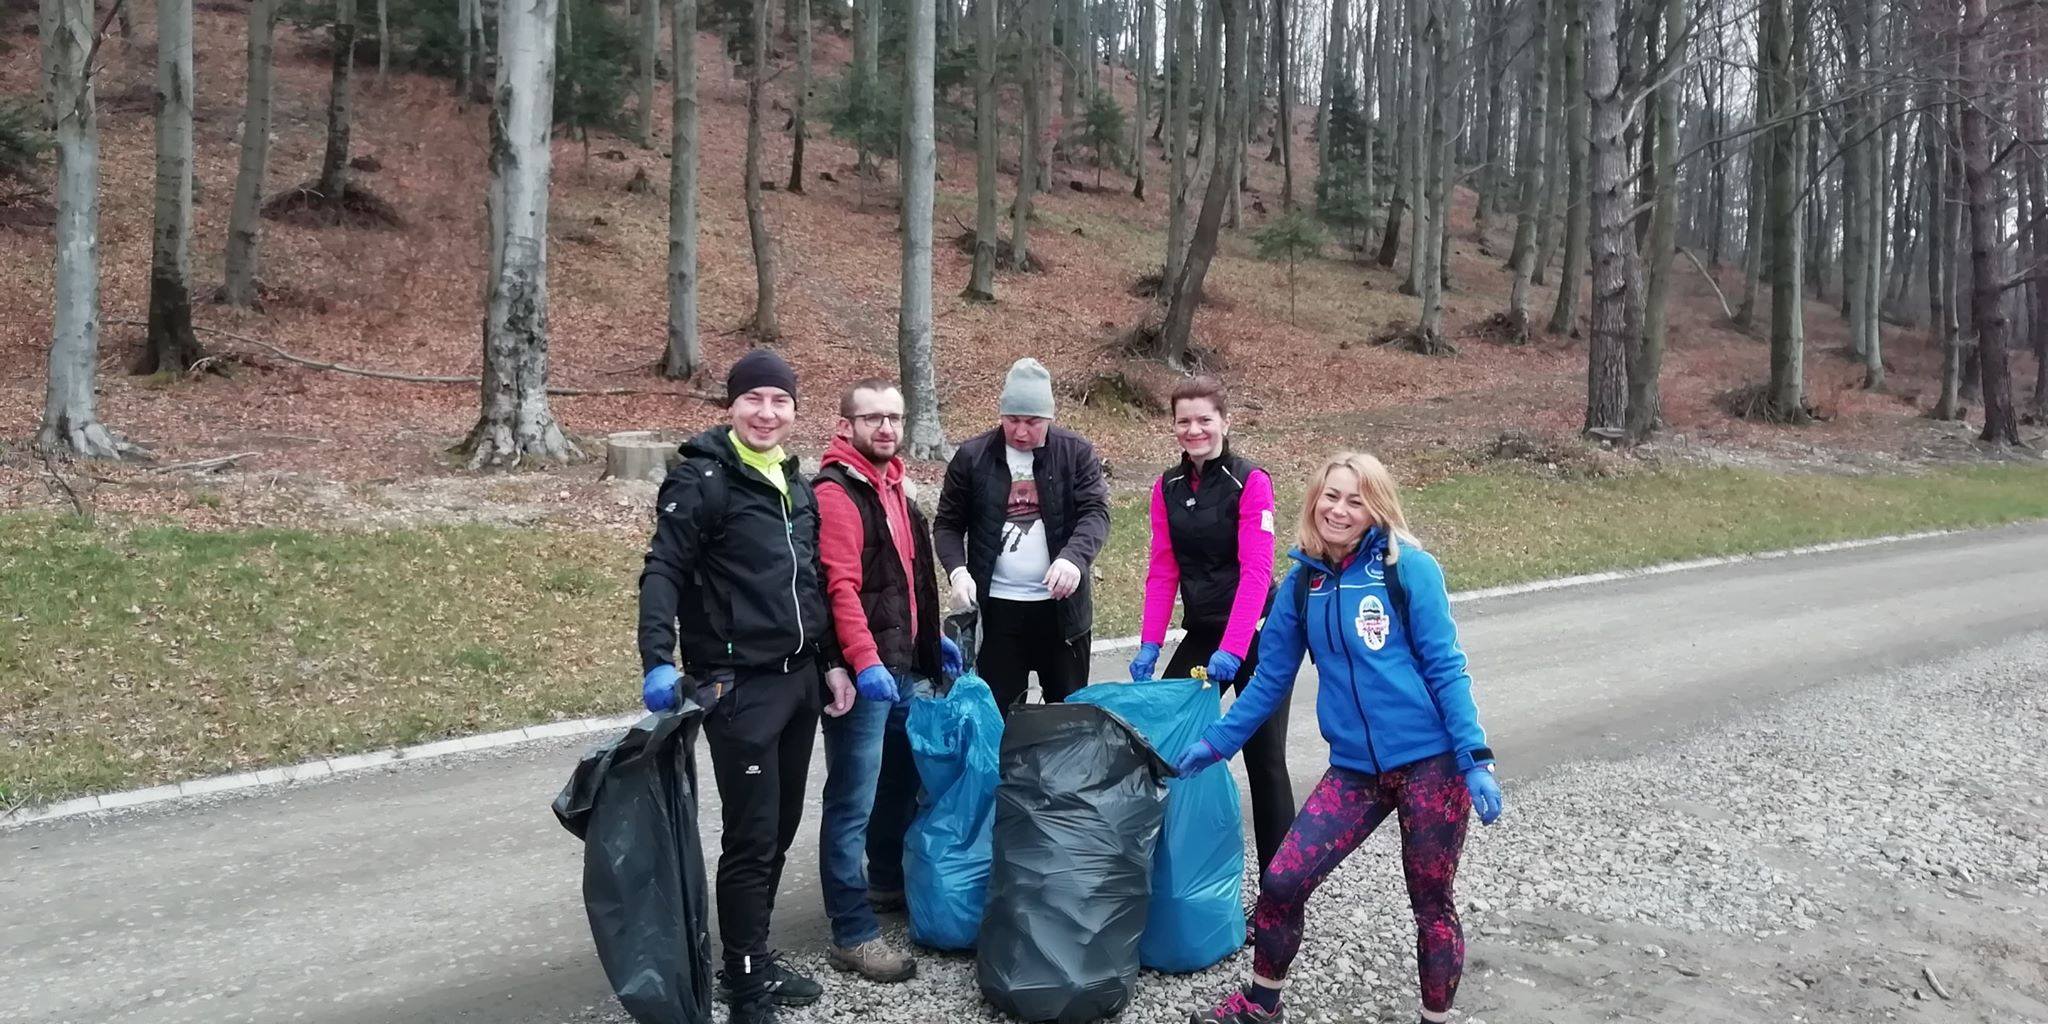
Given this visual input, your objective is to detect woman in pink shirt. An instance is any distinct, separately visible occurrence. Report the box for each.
[1128,375,1294,873]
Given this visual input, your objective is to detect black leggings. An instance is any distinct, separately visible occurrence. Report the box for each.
[1165,623,1295,873]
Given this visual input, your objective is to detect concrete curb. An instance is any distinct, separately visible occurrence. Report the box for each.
[0,527,1962,829]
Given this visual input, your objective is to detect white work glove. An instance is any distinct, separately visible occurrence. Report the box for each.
[950,567,978,611]
[1043,558,1083,600]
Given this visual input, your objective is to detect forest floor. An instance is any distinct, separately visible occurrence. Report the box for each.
[2,2,2047,806]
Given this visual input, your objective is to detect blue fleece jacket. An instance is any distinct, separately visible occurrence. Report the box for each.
[1201,528,1489,775]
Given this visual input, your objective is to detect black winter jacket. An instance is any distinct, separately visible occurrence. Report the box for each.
[638,427,841,679]
[932,425,1112,642]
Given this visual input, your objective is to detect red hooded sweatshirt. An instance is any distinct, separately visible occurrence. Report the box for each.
[814,435,922,675]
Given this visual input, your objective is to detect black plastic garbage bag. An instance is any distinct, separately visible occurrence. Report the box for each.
[552,708,714,1024]
[976,702,1172,1024]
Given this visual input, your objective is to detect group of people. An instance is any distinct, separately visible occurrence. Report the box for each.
[635,350,1504,1024]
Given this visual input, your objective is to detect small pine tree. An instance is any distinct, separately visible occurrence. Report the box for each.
[1253,209,1326,324]
[0,98,52,180]
[554,0,635,147]
[1315,75,1375,251]
[830,65,902,194]
[1073,91,1125,187]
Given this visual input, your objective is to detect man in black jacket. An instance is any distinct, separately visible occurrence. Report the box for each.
[933,357,1112,714]
[638,348,855,1024]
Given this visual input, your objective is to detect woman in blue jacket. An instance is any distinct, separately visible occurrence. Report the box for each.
[1174,452,1503,1024]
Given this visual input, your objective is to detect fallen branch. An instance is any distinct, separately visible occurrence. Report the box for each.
[1923,967,1951,1001]
[1677,247,1736,322]
[40,449,91,519]
[112,319,720,400]
[149,451,259,474]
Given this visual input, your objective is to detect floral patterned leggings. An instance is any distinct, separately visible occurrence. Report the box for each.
[1252,754,1471,1013]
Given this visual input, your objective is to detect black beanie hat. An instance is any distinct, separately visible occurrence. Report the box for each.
[726,348,799,404]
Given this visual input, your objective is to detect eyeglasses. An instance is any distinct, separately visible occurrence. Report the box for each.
[851,413,905,428]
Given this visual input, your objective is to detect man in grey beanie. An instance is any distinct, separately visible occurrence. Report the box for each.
[933,358,1112,713]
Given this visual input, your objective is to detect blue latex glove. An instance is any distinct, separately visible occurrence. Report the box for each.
[1172,739,1223,778]
[643,664,681,713]
[1205,649,1243,683]
[855,665,899,702]
[939,635,965,679]
[1465,766,1503,825]
[1129,642,1161,682]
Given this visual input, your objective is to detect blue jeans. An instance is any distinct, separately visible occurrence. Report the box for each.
[819,674,922,947]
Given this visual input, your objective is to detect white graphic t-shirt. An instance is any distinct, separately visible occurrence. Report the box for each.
[989,445,1053,601]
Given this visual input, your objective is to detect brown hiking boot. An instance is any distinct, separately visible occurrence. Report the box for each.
[827,938,917,983]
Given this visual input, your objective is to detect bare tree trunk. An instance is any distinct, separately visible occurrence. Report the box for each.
[1318,0,1347,167]
[1546,0,1586,334]
[1134,0,1152,199]
[1506,0,1548,324]
[1061,0,1079,121]
[1375,13,1408,267]
[664,0,701,379]
[39,0,125,458]
[1928,89,1959,420]
[1532,9,1563,283]
[1734,130,1762,327]
[1472,0,1505,238]
[1399,0,1426,294]
[460,0,474,97]
[901,0,946,460]
[463,0,578,467]
[223,0,277,308]
[1631,0,1681,439]
[1164,0,1193,285]
[376,0,388,78]
[1959,0,2018,443]
[788,0,809,192]
[967,0,1000,299]
[1190,0,1222,209]
[1415,0,1450,348]
[143,0,203,375]
[638,0,659,144]
[471,0,489,102]
[1761,0,1806,421]
[855,0,880,176]
[317,0,356,199]
[1160,0,1245,365]
[1582,0,1633,437]
[1273,0,1295,206]
[744,0,779,339]
[1013,0,1046,269]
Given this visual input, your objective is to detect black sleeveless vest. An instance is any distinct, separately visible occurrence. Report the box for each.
[1160,444,1261,630]
[813,462,943,677]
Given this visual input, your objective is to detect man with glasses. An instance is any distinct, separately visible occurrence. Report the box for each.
[934,357,1111,714]
[811,378,964,982]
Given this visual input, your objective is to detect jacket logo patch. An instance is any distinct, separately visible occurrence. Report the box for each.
[663,502,677,513]
[1309,572,1327,592]
[1356,595,1390,651]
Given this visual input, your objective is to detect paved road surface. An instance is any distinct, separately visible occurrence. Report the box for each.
[7,524,2047,1024]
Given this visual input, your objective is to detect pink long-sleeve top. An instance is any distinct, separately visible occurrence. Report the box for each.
[1140,464,1277,657]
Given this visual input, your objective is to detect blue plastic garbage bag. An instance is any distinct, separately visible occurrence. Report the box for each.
[1070,678,1246,973]
[903,671,1005,950]
[551,707,714,1024]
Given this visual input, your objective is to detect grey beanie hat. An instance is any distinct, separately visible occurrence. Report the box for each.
[998,358,1056,418]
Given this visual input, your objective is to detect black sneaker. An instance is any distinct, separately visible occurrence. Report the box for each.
[1189,987,1283,1024]
[727,990,776,1024]
[718,954,824,1008]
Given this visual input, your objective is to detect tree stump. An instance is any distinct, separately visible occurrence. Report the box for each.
[603,431,678,483]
